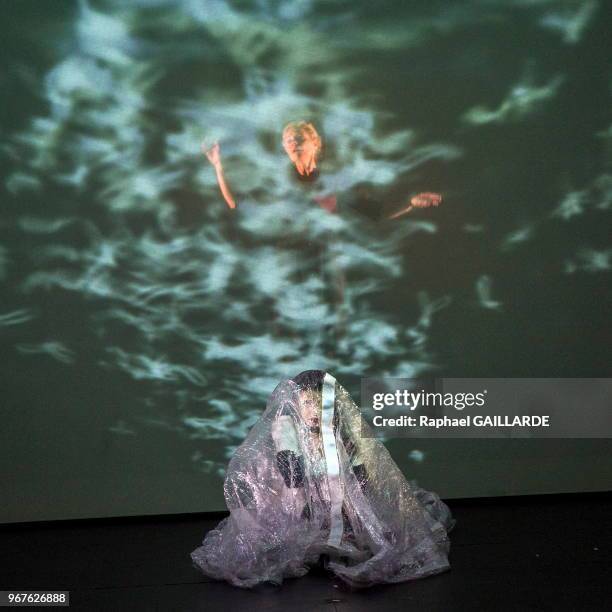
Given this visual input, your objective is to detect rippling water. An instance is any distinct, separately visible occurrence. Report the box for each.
[2,0,610,513]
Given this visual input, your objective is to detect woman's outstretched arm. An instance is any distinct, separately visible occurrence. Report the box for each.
[202,142,237,210]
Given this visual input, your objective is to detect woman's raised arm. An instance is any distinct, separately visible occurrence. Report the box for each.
[202,141,237,210]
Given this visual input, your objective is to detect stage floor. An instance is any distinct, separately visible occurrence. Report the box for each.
[1,493,610,611]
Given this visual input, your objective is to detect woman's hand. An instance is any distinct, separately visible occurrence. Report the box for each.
[202,141,221,167]
[388,192,442,219]
[410,192,442,208]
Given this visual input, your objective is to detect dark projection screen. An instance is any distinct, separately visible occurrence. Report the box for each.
[1,0,611,523]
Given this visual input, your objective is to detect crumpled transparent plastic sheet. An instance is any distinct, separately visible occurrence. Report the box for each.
[191,370,455,588]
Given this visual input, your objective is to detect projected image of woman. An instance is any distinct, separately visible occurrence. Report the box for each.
[202,121,442,218]
[201,120,444,340]
[191,370,454,588]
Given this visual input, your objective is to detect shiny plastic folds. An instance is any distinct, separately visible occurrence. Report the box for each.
[191,371,455,588]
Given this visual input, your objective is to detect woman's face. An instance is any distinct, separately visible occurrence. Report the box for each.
[282,123,320,177]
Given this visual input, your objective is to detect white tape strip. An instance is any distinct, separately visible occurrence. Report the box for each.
[321,372,344,547]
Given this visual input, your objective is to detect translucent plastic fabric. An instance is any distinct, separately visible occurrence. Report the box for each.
[191,372,455,588]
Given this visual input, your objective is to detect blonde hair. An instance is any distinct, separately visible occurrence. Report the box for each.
[282,121,322,155]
